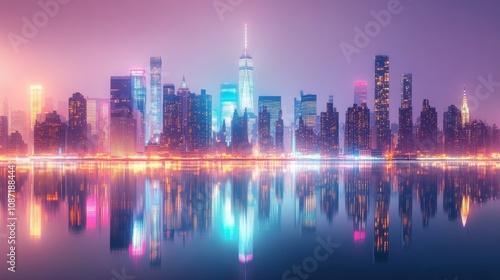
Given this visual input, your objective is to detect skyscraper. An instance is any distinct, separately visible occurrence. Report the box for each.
[258,96,281,144]
[87,98,110,154]
[131,69,147,147]
[238,24,254,114]
[295,116,315,154]
[443,105,462,155]
[186,90,212,152]
[299,91,317,129]
[30,85,42,132]
[149,57,162,144]
[162,84,183,152]
[231,109,251,155]
[354,81,368,105]
[345,104,370,155]
[258,106,271,154]
[177,76,191,147]
[34,111,66,154]
[275,110,284,154]
[374,55,391,153]
[461,87,470,126]
[110,76,136,157]
[68,92,87,153]
[320,101,340,156]
[418,99,438,154]
[10,110,28,144]
[220,83,238,144]
[398,74,413,153]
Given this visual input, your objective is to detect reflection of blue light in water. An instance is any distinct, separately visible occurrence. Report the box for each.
[238,181,256,263]
[130,219,145,256]
[148,179,162,266]
[223,182,236,239]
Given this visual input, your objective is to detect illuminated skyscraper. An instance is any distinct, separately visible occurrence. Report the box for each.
[238,24,254,114]
[149,57,162,143]
[345,104,370,155]
[0,116,8,152]
[186,90,212,152]
[87,98,110,154]
[418,99,438,154]
[354,81,368,105]
[131,69,147,147]
[177,76,191,147]
[443,105,462,155]
[299,91,317,129]
[162,84,183,152]
[275,110,284,154]
[10,110,28,144]
[398,74,413,153]
[34,111,66,154]
[110,76,137,157]
[30,85,42,132]
[68,92,87,153]
[461,87,470,126]
[220,84,238,143]
[258,96,281,144]
[231,109,251,155]
[258,106,271,154]
[320,100,340,156]
[374,55,391,152]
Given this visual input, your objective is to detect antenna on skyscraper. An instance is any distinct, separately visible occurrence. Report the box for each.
[244,23,248,55]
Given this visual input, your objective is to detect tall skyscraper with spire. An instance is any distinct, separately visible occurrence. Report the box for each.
[238,24,254,114]
[461,87,470,126]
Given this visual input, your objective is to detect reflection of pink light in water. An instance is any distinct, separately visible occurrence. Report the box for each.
[354,231,366,242]
[238,254,253,263]
[86,196,96,229]
[101,200,109,226]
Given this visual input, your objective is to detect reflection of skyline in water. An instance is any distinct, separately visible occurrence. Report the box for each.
[1,161,499,268]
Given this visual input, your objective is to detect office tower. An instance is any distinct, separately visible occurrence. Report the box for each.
[30,85,42,131]
[161,84,183,152]
[345,104,370,155]
[354,81,368,105]
[374,55,391,152]
[212,109,219,135]
[149,57,162,143]
[298,91,317,129]
[320,101,340,156]
[231,109,250,155]
[7,131,28,156]
[258,106,271,154]
[0,116,8,152]
[258,96,281,144]
[295,116,315,154]
[42,97,53,117]
[461,87,470,126]
[443,105,462,155]
[177,76,191,145]
[110,76,137,157]
[398,74,413,153]
[86,98,110,154]
[220,84,238,143]
[186,90,212,152]
[463,120,488,155]
[131,69,147,148]
[68,92,87,153]
[275,110,284,154]
[238,24,254,114]
[34,111,66,154]
[294,97,301,126]
[418,99,438,154]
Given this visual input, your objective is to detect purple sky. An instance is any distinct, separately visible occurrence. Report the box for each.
[1,0,500,127]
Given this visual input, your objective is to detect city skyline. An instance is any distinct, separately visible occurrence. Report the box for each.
[1,0,500,127]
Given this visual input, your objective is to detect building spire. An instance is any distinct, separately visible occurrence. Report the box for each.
[244,23,248,56]
[461,86,470,126]
[181,75,187,89]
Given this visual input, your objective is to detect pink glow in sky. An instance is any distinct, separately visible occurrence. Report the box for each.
[1,0,500,126]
